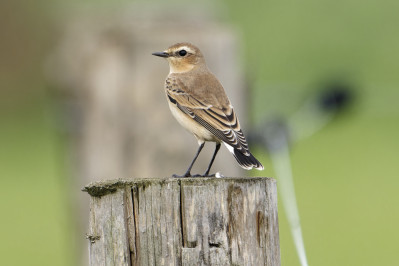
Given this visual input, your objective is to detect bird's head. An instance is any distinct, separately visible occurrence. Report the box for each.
[152,42,205,73]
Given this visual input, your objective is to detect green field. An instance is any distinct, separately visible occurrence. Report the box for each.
[225,1,399,265]
[1,0,398,265]
[0,102,73,265]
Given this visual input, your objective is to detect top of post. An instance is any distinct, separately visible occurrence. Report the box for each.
[82,177,274,197]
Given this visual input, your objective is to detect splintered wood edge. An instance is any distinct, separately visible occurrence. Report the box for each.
[82,177,275,197]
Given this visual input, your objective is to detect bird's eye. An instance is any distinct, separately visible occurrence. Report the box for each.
[178,50,187,56]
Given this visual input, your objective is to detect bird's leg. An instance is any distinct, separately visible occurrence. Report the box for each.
[202,142,221,177]
[173,143,205,178]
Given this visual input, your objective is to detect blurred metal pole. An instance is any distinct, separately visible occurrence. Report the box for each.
[252,82,353,266]
[257,120,309,266]
[269,137,309,266]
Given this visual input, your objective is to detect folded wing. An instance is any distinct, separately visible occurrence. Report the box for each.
[166,77,249,156]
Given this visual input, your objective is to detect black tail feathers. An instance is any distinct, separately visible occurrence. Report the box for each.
[232,148,264,170]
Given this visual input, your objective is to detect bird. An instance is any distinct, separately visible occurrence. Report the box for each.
[152,42,263,177]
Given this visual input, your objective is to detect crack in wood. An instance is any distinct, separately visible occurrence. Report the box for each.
[179,180,186,249]
[209,242,222,248]
[131,186,140,265]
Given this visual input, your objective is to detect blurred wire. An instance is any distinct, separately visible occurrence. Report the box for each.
[250,81,354,266]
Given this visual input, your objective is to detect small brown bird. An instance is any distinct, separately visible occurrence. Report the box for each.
[153,42,263,177]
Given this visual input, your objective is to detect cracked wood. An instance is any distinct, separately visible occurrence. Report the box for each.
[85,177,280,265]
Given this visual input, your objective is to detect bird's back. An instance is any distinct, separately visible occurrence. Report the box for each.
[169,66,230,110]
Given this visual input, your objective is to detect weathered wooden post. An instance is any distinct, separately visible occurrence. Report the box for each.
[84,177,280,266]
[47,9,248,263]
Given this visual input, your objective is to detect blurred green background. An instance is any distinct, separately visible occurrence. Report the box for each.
[1,0,398,265]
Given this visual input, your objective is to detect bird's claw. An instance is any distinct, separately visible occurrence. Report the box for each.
[172,173,214,178]
[172,172,192,178]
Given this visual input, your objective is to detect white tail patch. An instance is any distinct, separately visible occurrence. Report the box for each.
[223,142,235,154]
[255,164,264,171]
[223,142,252,170]
[223,142,264,170]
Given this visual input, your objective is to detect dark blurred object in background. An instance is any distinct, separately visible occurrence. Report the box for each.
[251,79,355,152]
[319,81,353,113]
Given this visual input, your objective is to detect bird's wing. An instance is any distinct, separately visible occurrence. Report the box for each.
[166,77,250,155]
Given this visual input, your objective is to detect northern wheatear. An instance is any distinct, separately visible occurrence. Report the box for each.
[153,42,263,177]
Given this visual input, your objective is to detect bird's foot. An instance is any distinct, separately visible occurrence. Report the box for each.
[172,173,208,178]
[176,173,202,177]
[190,173,216,177]
[172,172,223,178]
[172,172,192,178]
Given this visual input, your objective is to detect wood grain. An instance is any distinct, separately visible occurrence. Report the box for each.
[84,177,280,265]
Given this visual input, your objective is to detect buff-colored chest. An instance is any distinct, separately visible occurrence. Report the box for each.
[167,100,219,144]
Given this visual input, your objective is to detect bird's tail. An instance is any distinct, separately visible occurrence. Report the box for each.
[224,143,264,170]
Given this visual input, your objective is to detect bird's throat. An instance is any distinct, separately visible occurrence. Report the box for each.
[168,62,195,74]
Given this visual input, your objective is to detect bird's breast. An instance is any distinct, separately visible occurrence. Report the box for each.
[167,101,218,143]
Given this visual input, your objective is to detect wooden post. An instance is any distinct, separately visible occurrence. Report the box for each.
[83,177,280,266]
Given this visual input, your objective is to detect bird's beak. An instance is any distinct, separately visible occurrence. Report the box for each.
[152,51,170,58]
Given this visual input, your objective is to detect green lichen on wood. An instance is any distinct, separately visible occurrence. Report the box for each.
[82,178,178,197]
[82,177,273,197]
[86,233,101,244]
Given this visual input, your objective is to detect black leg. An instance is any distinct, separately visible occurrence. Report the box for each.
[202,142,221,177]
[173,143,205,178]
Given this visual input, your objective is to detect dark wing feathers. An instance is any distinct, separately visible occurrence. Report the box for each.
[166,76,250,155]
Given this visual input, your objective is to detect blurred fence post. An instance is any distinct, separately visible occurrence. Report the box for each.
[83,177,280,266]
[47,4,248,264]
